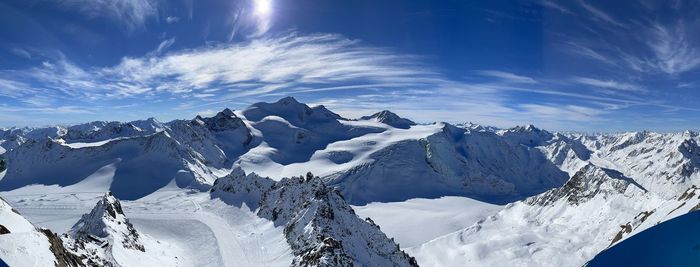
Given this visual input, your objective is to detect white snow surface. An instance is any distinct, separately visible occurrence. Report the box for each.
[3,97,700,266]
[352,197,502,248]
[0,197,58,267]
[0,188,295,267]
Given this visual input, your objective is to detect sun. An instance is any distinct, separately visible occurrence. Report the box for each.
[254,0,272,17]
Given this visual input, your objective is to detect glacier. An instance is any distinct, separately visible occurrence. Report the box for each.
[1,97,700,266]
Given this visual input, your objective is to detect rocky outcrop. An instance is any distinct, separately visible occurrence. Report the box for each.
[211,169,418,267]
[61,193,145,266]
[526,163,643,206]
[40,228,85,267]
[69,192,144,252]
[360,110,416,129]
[0,154,6,173]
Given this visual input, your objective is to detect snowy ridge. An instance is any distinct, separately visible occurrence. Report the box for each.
[211,168,418,266]
[410,158,700,266]
[69,192,144,251]
[359,110,416,129]
[0,97,573,205]
[526,163,644,206]
[64,192,186,266]
[0,131,209,200]
[576,130,700,198]
[4,97,700,266]
[586,210,700,266]
[328,122,570,205]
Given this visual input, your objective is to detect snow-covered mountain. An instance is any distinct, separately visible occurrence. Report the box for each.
[211,168,418,266]
[586,210,700,266]
[2,96,700,266]
[0,97,568,204]
[410,131,700,266]
[359,110,416,129]
[63,193,187,266]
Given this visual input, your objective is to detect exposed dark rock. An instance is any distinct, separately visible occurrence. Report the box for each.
[212,169,419,267]
[0,224,9,235]
[360,110,416,129]
[39,228,84,267]
[527,163,643,206]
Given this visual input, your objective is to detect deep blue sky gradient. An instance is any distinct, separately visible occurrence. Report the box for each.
[1,0,699,131]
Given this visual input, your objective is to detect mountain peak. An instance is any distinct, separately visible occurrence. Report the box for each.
[461,122,498,132]
[198,108,248,133]
[510,124,539,132]
[499,124,553,146]
[212,171,419,266]
[70,192,144,251]
[360,110,416,129]
[220,108,235,117]
[242,97,344,125]
[527,164,644,206]
[277,96,301,105]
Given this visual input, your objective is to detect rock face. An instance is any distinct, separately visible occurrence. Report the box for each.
[40,228,85,267]
[69,192,144,251]
[211,168,418,267]
[527,163,643,206]
[196,108,251,137]
[64,193,144,266]
[360,110,416,129]
[190,108,254,161]
[0,153,6,173]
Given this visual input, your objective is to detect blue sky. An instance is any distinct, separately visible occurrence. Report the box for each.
[1,0,700,131]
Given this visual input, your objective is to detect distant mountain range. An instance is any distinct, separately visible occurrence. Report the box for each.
[2,97,700,266]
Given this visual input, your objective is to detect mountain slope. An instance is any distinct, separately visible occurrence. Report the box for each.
[328,123,569,204]
[0,98,571,205]
[0,196,82,267]
[359,110,416,129]
[586,211,700,267]
[64,193,186,266]
[410,160,700,266]
[211,168,418,266]
[4,97,700,267]
[0,131,206,200]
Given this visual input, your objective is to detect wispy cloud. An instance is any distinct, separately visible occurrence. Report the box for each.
[165,16,179,24]
[54,0,158,32]
[100,33,443,97]
[646,22,700,74]
[0,32,694,130]
[0,33,450,107]
[539,0,572,14]
[577,0,626,27]
[573,77,645,92]
[477,70,538,84]
[563,41,616,66]
[151,37,176,56]
[9,47,32,59]
[519,103,606,122]
[561,16,700,75]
